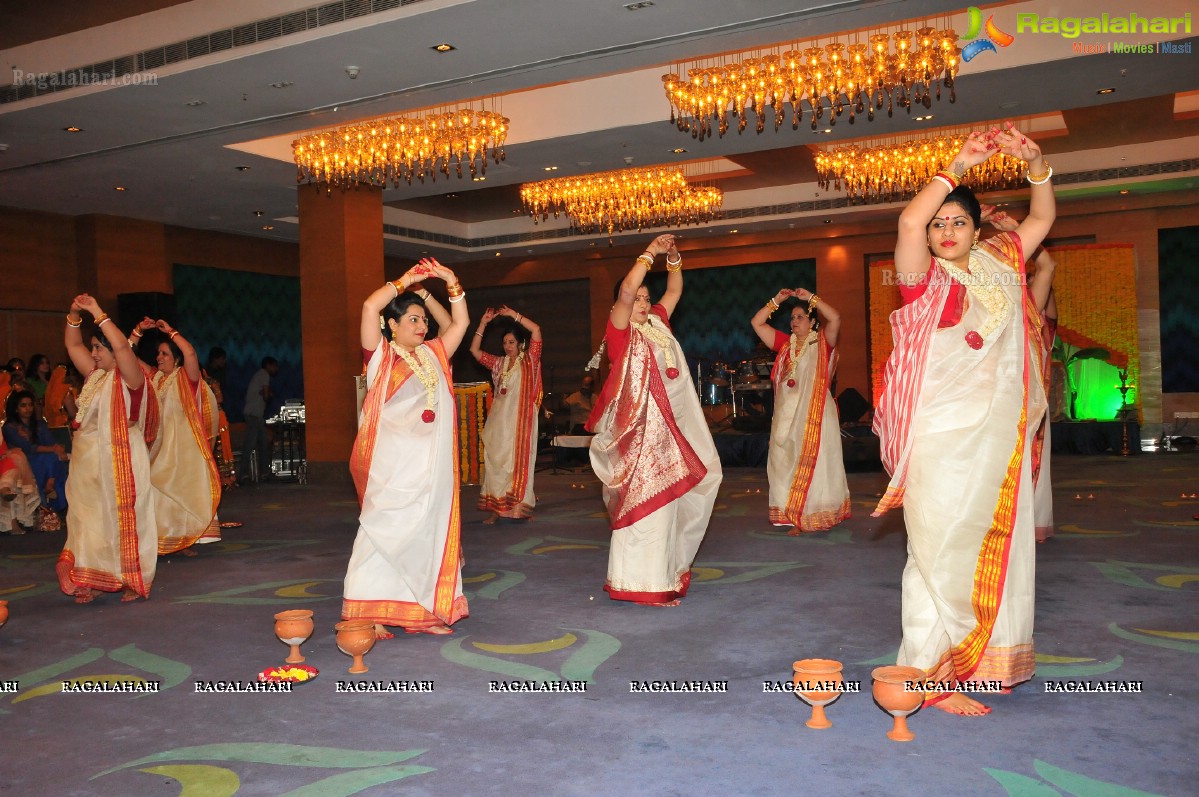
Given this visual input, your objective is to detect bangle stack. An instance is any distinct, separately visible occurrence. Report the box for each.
[636,252,654,270]
[932,170,959,192]
[94,313,111,327]
[666,254,683,272]
[169,330,180,340]
[1026,160,1053,185]
[447,282,466,304]
[66,314,82,328]
[765,297,780,314]
[808,294,820,310]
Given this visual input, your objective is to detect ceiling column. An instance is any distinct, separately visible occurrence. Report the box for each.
[298,182,383,483]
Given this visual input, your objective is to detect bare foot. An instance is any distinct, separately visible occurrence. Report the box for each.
[482,513,499,525]
[74,588,99,605]
[932,693,991,715]
[120,588,140,602]
[405,624,453,635]
[373,624,395,640]
[645,599,681,607]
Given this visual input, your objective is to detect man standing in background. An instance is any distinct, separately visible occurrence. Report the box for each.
[241,356,278,484]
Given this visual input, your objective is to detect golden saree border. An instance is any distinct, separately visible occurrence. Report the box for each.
[781,331,832,525]
[424,340,465,623]
[477,494,535,518]
[349,343,415,505]
[603,323,706,530]
[56,551,126,593]
[770,497,852,532]
[506,347,541,510]
[110,374,150,598]
[341,595,469,630]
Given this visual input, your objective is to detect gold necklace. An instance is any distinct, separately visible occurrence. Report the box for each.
[498,351,525,395]
[783,331,819,387]
[935,252,1011,349]
[390,341,439,422]
[632,317,680,379]
[74,368,105,424]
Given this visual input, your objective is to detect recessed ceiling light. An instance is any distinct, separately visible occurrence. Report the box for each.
[114,186,126,191]
[473,176,486,182]
[823,219,831,224]
[262,225,274,230]
[511,209,523,214]
[1119,189,1130,195]
[185,100,206,107]
[63,126,82,132]
[730,229,739,233]
[543,165,559,171]
[495,251,502,256]
[1097,87,1115,95]
[432,43,456,52]
[235,166,251,172]
[253,210,264,217]
[623,1,654,9]
[999,101,1019,110]
[669,148,688,154]
[269,81,293,89]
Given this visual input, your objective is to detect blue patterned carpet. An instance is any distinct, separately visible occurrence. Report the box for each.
[1,453,1196,796]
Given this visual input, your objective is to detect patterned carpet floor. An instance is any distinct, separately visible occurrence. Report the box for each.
[1,451,1196,796]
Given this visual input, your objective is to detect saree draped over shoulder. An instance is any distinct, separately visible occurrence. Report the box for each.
[766,328,851,531]
[873,232,1047,701]
[150,369,222,553]
[342,339,468,631]
[57,369,159,598]
[588,307,721,603]
[478,339,542,518]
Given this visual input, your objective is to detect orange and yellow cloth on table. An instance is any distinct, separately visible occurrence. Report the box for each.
[453,382,490,486]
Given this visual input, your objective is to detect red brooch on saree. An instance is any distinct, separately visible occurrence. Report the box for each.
[421,409,436,423]
[499,387,507,396]
[786,378,796,388]
[965,331,983,350]
[665,368,679,379]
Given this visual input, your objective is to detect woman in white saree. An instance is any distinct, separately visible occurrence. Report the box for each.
[751,288,850,532]
[471,307,542,523]
[588,234,721,606]
[57,294,158,603]
[132,319,221,555]
[342,259,470,637]
[873,124,1056,716]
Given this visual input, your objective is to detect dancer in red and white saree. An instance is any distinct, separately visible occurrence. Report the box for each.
[471,307,542,522]
[873,125,1055,715]
[57,294,159,603]
[751,287,850,532]
[132,319,222,554]
[343,260,470,637]
[588,234,722,605]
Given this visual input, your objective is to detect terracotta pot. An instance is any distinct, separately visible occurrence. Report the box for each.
[0,600,8,628]
[334,620,376,674]
[274,609,314,664]
[871,665,926,742]
[792,658,844,729]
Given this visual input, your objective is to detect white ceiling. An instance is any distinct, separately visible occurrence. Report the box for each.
[2,0,1197,262]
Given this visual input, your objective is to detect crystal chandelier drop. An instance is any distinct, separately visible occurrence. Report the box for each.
[814,131,1026,203]
[663,24,961,139]
[292,106,508,189]
[521,166,723,237]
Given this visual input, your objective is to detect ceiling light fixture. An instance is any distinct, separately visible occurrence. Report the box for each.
[262,225,274,230]
[185,100,206,107]
[543,165,559,171]
[623,1,655,9]
[432,43,456,52]
[293,103,509,189]
[521,165,722,238]
[114,186,126,191]
[670,148,688,154]
[63,126,82,132]
[235,165,251,171]
[269,81,294,89]
[663,20,961,138]
[1097,87,1115,94]
[815,126,1025,203]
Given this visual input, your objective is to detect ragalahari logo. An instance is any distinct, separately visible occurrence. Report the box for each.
[959,6,1015,62]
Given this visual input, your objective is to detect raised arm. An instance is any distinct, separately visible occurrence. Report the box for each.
[413,278,451,331]
[428,261,470,357]
[612,233,675,331]
[795,288,841,348]
[75,294,144,389]
[64,297,95,377]
[156,320,202,383]
[658,238,684,318]
[499,306,541,343]
[992,123,1055,255]
[751,288,793,348]
[985,206,1056,312]
[361,263,431,352]
[470,307,499,363]
[895,133,992,285]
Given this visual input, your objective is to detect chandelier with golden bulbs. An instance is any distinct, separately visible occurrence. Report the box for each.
[521,166,723,237]
[292,106,509,189]
[814,132,1026,203]
[663,25,961,139]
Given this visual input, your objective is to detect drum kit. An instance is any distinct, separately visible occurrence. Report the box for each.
[700,356,772,409]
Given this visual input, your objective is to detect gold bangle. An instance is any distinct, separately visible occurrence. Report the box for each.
[169,330,180,340]
[93,312,109,325]
[808,295,820,309]
[389,280,401,296]
[66,315,82,328]
[636,253,654,270]
[1026,161,1052,184]
[766,298,780,313]
[446,282,464,298]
